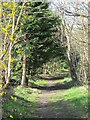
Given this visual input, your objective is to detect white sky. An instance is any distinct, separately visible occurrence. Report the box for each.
[50,0,89,30]
[50,0,89,3]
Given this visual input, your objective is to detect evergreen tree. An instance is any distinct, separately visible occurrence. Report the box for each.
[12,2,63,86]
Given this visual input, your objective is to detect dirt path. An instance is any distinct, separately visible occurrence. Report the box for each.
[33,79,81,118]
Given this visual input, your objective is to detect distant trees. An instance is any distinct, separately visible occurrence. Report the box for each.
[52,0,89,86]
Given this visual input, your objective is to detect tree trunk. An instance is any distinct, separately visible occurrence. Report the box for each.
[69,61,77,81]
[6,43,12,85]
[0,1,2,86]
[6,1,15,85]
[66,31,77,81]
[21,54,27,87]
[88,2,90,86]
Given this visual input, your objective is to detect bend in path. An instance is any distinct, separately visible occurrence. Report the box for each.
[33,79,82,118]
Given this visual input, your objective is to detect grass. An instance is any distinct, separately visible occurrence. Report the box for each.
[63,86,88,109]
[55,77,72,84]
[2,86,41,119]
[49,85,88,117]
[2,78,47,119]
[29,79,48,87]
[2,76,88,119]
[60,68,69,73]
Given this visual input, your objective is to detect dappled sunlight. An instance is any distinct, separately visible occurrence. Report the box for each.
[1,1,89,119]
[3,86,40,119]
[49,86,88,118]
[29,79,48,88]
[55,77,72,84]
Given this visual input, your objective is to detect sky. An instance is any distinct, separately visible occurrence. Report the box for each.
[2,0,89,3]
[50,0,89,30]
[50,0,89,3]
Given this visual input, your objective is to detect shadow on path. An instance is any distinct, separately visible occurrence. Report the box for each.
[31,80,79,90]
[38,73,68,81]
[34,98,83,118]
[32,78,83,118]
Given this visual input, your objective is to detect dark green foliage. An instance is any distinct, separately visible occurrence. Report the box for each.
[11,2,66,82]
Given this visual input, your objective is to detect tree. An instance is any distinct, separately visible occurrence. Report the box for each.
[1,1,26,87]
[12,2,63,87]
[52,0,89,86]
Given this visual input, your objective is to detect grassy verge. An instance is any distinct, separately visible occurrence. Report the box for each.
[2,86,41,119]
[2,78,47,119]
[55,77,72,84]
[49,85,88,117]
[29,79,48,87]
[63,86,88,112]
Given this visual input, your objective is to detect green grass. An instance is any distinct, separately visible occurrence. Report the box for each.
[63,86,88,110]
[2,77,88,119]
[52,68,69,75]
[55,77,72,84]
[49,85,88,117]
[2,86,41,119]
[29,79,48,87]
[60,68,69,73]
[2,78,48,119]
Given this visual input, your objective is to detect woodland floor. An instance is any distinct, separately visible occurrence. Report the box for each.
[3,74,88,119]
[31,75,88,118]
[33,81,78,118]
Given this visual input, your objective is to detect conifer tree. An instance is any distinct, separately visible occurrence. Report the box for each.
[12,2,63,86]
